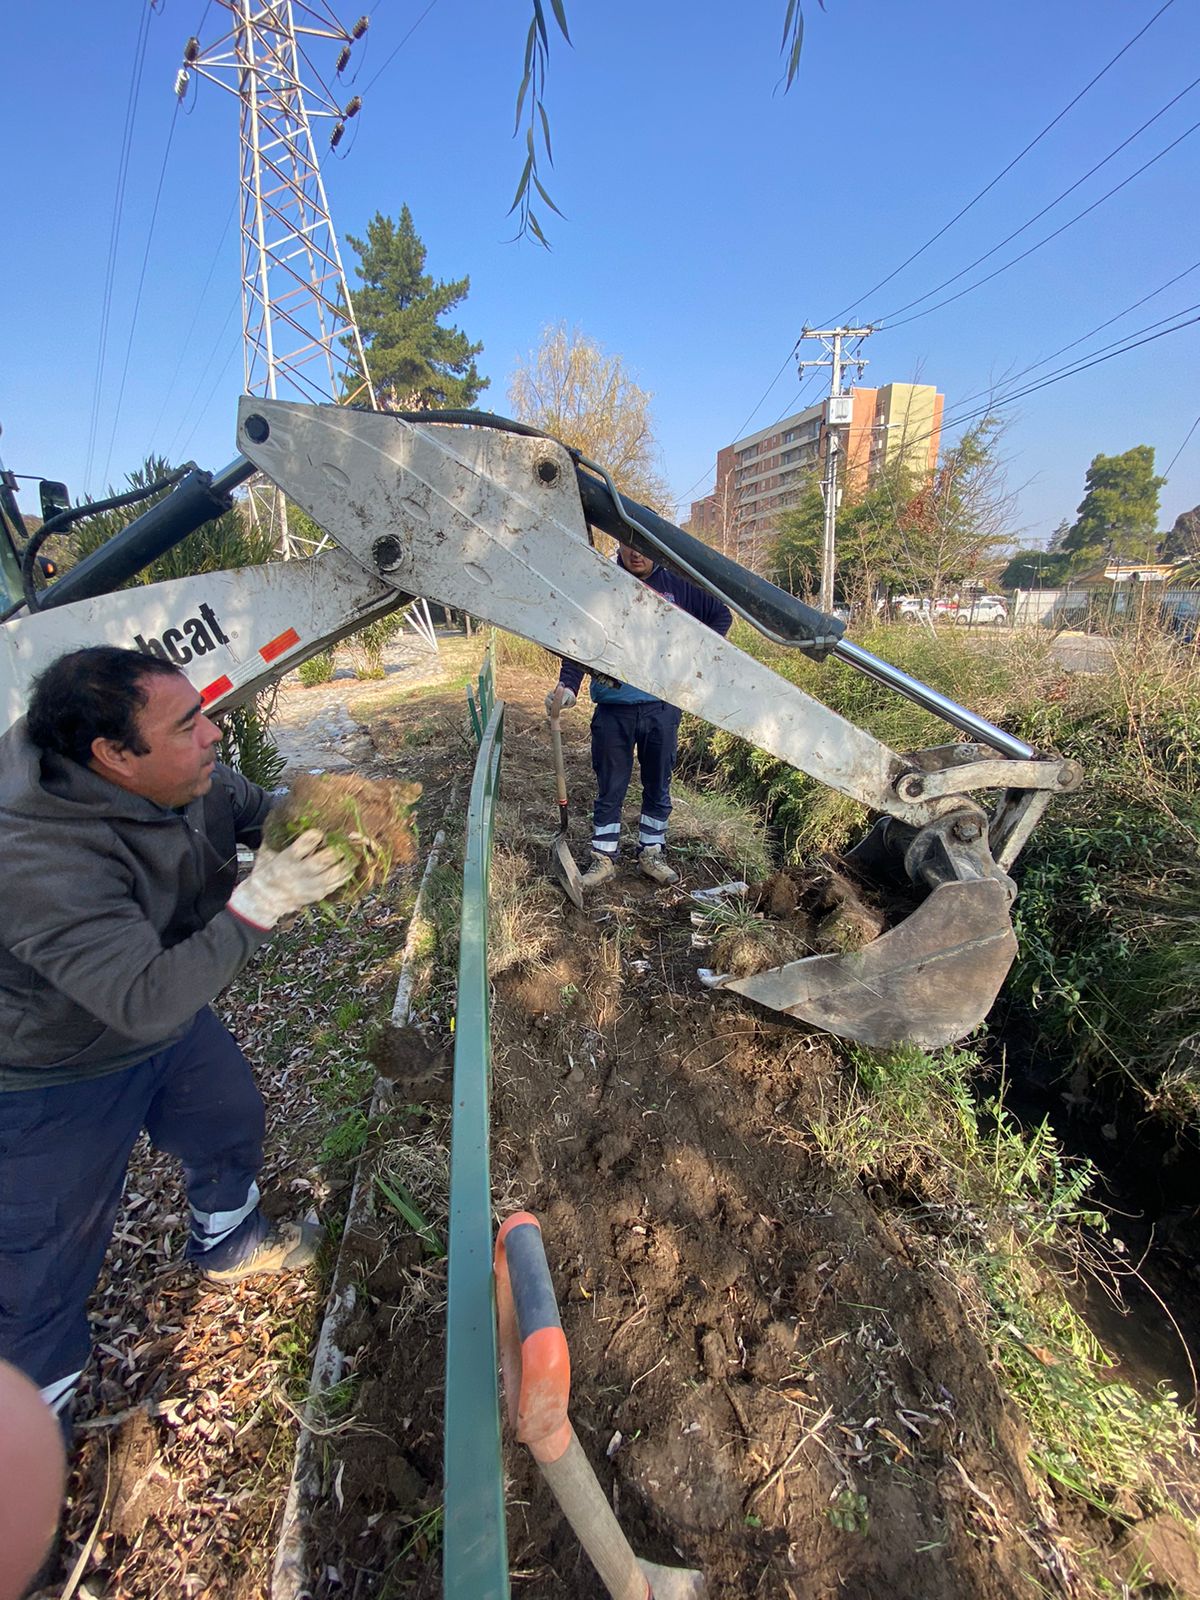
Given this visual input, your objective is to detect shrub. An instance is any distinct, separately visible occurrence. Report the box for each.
[348,615,402,680]
[298,651,336,687]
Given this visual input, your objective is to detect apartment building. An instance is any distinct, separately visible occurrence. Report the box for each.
[689,382,943,564]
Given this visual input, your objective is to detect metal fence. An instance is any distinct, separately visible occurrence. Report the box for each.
[1009,582,1200,636]
[443,645,511,1599]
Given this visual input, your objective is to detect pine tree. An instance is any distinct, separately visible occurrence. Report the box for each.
[1062,446,1164,568]
[346,207,487,410]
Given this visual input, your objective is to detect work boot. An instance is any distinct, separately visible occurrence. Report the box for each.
[579,852,617,890]
[202,1218,321,1285]
[638,846,679,886]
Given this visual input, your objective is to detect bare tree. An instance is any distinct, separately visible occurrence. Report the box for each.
[508,323,673,512]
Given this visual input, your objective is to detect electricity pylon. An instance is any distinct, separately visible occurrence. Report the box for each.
[177,2,376,556]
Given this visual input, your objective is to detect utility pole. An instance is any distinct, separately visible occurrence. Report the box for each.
[797,326,875,613]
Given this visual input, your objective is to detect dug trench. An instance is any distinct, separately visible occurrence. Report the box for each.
[305,660,1200,1599]
[990,1006,1200,1416]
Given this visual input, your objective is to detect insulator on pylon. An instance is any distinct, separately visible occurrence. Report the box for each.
[336,45,351,74]
[184,36,200,62]
[351,16,369,39]
[344,96,361,119]
[175,68,190,99]
[330,122,345,149]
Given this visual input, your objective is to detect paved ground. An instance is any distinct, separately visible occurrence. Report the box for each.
[1048,631,1116,673]
[269,628,447,774]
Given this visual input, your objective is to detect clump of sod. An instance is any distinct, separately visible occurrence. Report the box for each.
[264,773,422,902]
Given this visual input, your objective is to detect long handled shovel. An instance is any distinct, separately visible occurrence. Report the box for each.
[547,687,585,909]
[496,1213,706,1600]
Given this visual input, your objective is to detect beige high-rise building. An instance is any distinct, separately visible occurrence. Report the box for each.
[689,382,943,568]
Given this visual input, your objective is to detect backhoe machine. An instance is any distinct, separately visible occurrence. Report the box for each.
[0,399,1082,1049]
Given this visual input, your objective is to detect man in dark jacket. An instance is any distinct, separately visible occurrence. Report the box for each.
[546,542,733,890]
[0,646,351,1421]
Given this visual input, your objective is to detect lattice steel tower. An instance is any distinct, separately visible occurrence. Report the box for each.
[177,2,376,554]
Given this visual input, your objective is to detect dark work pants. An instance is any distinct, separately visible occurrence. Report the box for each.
[0,1006,267,1413]
[590,700,682,857]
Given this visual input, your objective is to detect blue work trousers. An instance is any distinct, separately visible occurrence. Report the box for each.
[590,699,682,857]
[0,1006,267,1413]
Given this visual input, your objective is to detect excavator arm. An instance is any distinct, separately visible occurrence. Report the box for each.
[0,398,1082,1049]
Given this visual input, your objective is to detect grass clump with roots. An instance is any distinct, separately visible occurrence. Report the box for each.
[265,773,422,901]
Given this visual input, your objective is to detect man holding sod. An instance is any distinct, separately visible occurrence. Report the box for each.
[0,645,350,1426]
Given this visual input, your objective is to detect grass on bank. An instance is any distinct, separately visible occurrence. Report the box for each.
[811,1041,1198,1533]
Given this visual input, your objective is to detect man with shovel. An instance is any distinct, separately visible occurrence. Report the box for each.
[546,542,732,891]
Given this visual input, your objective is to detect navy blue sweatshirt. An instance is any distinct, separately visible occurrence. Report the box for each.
[557,556,733,707]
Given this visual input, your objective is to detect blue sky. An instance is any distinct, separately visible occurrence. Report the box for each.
[1,0,1197,547]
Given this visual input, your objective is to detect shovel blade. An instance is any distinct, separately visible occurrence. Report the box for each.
[549,832,585,910]
[638,1558,707,1599]
[722,878,1017,1050]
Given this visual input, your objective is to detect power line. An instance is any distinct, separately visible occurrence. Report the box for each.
[880,116,1200,330]
[874,74,1200,324]
[362,0,444,93]
[679,8,1189,521]
[944,301,1200,437]
[963,311,1200,426]
[175,339,244,463]
[148,198,239,457]
[764,370,826,434]
[164,294,241,463]
[100,102,183,488]
[825,0,1178,322]
[673,341,801,503]
[949,259,1200,417]
[1164,413,1200,478]
[881,309,1200,465]
[85,1,155,492]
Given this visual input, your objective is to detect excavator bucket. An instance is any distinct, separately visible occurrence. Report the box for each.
[717,878,1017,1051]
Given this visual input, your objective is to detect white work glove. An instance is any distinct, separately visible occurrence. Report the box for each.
[544,685,577,716]
[229,829,354,930]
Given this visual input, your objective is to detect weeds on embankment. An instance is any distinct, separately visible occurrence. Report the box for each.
[678,620,1200,1136]
[810,1042,1197,1527]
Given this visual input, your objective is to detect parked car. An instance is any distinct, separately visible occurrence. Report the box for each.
[891,596,956,622]
[955,595,1008,626]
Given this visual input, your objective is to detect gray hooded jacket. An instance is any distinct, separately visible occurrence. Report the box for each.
[0,718,273,1090]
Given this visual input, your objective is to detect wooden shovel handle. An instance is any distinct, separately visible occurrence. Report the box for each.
[548,688,569,812]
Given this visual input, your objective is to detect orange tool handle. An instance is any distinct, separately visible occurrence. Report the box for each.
[494,1212,573,1465]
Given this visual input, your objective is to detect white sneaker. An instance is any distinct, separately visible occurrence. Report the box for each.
[579,852,617,889]
[638,847,679,886]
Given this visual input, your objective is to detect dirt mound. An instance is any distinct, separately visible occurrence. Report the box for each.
[488,907,1046,1598]
[695,866,889,980]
